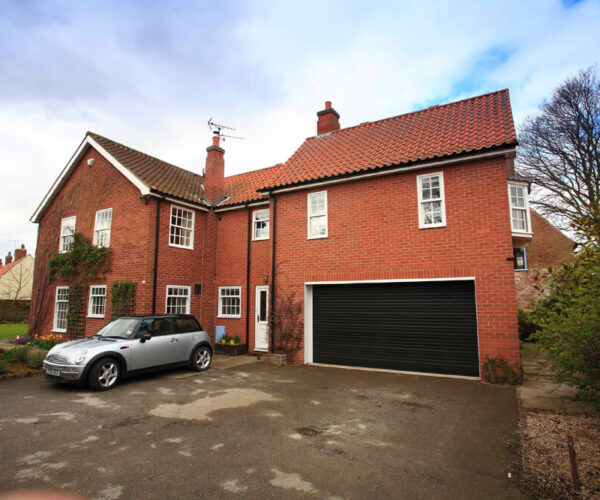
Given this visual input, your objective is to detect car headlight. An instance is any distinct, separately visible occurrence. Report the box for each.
[75,350,88,364]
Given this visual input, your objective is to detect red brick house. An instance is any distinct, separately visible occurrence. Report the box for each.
[513,210,575,309]
[30,90,529,378]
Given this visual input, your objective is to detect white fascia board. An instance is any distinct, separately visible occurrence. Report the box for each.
[259,147,516,196]
[148,193,209,212]
[214,200,270,213]
[31,135,151,222]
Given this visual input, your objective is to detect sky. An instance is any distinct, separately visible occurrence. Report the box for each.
[1,0,599,260]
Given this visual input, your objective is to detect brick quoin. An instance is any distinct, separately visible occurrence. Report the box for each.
[30,94,523,378]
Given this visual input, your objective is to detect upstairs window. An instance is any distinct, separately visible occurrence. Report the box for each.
[59,216,76,252]
[93,208,113,247]
[166,286,191,314]
[252,209,270,241]
[218,287,241,318]
[417,172,446,228]
[508,184,530,233]
[308,191,328,239]
[53,286,69,332]
[88,285,107,318]
[169,205,195,249]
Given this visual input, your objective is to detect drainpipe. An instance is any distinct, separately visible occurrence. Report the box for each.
[152,196,164,314]
[270,193,276,353]
[245,205,251,349]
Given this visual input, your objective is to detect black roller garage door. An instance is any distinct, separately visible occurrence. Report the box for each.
[312,281,479,376]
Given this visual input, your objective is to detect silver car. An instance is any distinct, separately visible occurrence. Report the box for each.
[43,315,213,391]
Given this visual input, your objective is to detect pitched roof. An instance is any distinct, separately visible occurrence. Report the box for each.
[260,89,517,190]
[0,255,29,278]
[221,163,286,206]
[87,132,205,205]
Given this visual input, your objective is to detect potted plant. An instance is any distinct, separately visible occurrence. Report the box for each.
[214,335,247,356]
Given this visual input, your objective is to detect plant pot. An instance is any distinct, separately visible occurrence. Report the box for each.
[215,343,248,356]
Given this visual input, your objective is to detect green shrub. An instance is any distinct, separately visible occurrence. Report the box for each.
[10,347,30,363]
[27,338,60,350]
[0,359,7,373]
[518,309,540,342]
[27,352,45,369]
[482,356,522,385]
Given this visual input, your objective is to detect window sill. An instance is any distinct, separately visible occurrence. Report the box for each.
[87,315,105,319]
[419,223,447,229]
[514,269,528,272]
[217,315,242,319]
[307,235,328,240]
[169,243,195,250]
[252,237,269,242]
[52,328,67,333]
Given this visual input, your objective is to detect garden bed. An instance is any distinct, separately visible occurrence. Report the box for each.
[0,347,47,380]
[215,343,248,356]
[519,409,600,499]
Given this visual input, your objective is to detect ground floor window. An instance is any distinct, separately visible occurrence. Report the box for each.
[218,287,241,318]
[88,285,107,318]
[513,248,527,271]
[53,286,69,332]
[166,286,190,314]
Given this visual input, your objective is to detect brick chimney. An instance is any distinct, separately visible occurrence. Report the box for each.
[317,101,340,135]
[14,244,26,261]
[204,135,225,203]
[0,259,3,268]
[5,252,12,265]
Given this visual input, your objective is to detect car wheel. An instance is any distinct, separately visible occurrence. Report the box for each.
[88,358,121,391]
[191,346,212,372]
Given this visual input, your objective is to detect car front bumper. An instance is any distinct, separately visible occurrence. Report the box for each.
[43,360,86,383]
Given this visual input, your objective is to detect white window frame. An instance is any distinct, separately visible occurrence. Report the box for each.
[417,172,446,229]
[169,204,195,250]
[87,285,107,318]
[53,286,69,332]
[252,209,270,241]
[165,285,191,314]
[59,216,76,253]
[508,182,532,234]
[218,286,242,318]
[93,208,113,248]
[307,191,328,239]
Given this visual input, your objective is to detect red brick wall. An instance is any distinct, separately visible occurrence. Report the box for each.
[514,210,575,309]
[30,146,208,338]
[269,157,520,370]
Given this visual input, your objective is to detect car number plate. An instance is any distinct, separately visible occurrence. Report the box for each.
[46,368,60,376]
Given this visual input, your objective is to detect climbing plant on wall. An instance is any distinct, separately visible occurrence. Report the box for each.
[111,281,136,318]
[47,233,112,338]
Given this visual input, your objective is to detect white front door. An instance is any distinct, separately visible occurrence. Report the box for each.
[255,286,269,351]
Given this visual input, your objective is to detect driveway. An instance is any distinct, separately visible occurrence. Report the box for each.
[0,359,524,499]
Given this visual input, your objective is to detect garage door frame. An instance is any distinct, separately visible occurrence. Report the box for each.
[304,278,480,378]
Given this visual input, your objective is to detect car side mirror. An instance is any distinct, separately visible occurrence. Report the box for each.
[140,333,151,343]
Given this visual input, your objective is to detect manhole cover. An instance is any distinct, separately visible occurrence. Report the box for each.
[297,427,322,437]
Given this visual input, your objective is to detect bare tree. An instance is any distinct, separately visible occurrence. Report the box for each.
[517,66,600,236]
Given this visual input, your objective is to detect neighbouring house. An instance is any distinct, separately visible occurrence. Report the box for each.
[513,210,575,309]
[29,90,529,378]
[0,245,35,322]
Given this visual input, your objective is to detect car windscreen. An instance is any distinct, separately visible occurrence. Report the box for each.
[95,318,140,339]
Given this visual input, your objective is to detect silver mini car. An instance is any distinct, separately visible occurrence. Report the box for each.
[43,315,212,390]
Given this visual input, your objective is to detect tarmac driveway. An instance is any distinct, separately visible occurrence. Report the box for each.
[0,358,524,499]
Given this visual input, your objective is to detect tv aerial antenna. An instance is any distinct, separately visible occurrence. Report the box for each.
[207,118,244,141]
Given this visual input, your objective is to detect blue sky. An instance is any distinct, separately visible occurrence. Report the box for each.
[1,0,599,259]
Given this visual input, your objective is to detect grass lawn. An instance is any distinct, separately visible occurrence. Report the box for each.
[0,323,28,340]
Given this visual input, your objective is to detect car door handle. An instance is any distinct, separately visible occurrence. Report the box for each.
[171,338,179,342]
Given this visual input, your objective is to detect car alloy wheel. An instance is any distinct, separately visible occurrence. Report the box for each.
[193,346,212,371]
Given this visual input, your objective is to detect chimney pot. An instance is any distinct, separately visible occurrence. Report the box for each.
[325,101,332,109]
[0,259,3,268]
[212,136,220,147]
[5,252,13,265]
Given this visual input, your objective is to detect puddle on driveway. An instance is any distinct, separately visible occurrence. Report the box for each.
[149,388,279,421]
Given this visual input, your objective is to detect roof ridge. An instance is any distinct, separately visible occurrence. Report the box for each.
[304,88,510,141]
[86,131,202,179]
